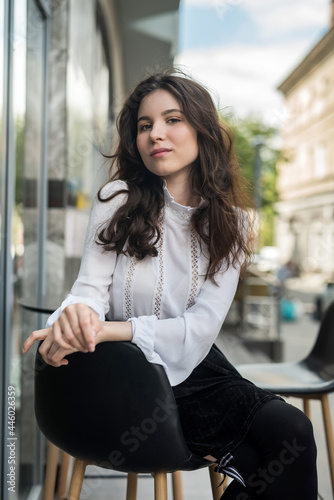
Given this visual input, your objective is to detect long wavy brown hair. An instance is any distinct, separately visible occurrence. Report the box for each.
[97,70,252,281]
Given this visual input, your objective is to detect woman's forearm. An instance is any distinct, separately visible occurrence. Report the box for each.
[96,321,133,344]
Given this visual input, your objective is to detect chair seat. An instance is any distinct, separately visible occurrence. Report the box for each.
[237,360,334,395]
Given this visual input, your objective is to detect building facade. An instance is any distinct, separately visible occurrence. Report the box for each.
[276,15,334,279]
[0,0,179,498]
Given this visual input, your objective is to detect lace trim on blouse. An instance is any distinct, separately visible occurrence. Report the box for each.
[124,256,137,320]
[154,211,165,319]
[186,228,199,310]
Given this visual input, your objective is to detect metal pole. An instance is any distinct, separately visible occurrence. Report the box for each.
[253,135,264,212]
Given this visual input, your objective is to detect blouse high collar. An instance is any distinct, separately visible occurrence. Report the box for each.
[163,182,203,224]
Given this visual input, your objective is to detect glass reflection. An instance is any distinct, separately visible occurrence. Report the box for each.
[11,0,46,496]
[63,0,112,290]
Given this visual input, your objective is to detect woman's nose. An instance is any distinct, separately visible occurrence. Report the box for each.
[150,122,165,141]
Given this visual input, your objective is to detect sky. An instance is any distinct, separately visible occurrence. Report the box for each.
[175,0,330,125]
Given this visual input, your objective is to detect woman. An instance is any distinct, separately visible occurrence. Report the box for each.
[23,71,317,498]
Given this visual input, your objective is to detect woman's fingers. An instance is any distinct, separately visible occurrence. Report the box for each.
[22,304,101,360]
[52,346,77,365]
[23,323,80,367]
[45,341,61,360]
[22,328,50,354]
[56,313,87,351]
[39,336,71,367]
[52,319,76,350]
[77,305,98,352]
[62,304,99,352]
[80,311,98,352]
[42,351,69,367]
[38,333,54,360]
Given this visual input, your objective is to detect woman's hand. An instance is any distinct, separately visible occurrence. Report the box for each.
[51,303,101,353]
[22,303,101,367]
[22,302,133,367]
[22,327,78,367]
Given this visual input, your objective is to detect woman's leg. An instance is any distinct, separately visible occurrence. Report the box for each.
[220,399,317,499]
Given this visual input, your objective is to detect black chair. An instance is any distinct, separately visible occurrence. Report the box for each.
[237,301,334,498]
[35,341,227,500]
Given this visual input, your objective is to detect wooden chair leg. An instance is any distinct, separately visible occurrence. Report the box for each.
[209,464,227,500]
[43,442,60,500]
[303,398,311,420]
[154,472,168,500]
[67,459,88,500]
[321,394,334,498]
[126,473,138,500]
[171,471,183,500]
[57,452,71,500]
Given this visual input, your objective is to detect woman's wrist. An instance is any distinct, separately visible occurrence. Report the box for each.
[96,321,133,344]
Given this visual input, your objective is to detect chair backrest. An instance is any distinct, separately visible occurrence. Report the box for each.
[307,301,334,378]
[35,341,193,473]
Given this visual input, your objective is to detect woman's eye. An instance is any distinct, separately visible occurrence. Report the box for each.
[139,123,152,132]
[167,118,181,124]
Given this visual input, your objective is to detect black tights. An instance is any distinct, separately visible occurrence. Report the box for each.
[220,400,317,499]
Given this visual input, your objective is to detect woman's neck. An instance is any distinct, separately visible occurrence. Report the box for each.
[165,179,200,208]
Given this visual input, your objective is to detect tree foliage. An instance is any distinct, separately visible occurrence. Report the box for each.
[222,114,281,247]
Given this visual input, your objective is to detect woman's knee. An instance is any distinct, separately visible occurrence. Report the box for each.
[251,399,317,459]
[279,404,317,470]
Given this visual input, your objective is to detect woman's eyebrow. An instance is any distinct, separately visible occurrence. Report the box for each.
[162,108,184,116]
[137,108,184,123]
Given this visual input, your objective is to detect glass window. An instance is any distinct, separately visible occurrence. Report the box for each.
[51,0,113,294]
[10,0,47,497]
[2,0,114,497]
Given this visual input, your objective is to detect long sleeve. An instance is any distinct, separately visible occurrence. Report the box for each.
[46,180,128,327]
[130,261,241,386]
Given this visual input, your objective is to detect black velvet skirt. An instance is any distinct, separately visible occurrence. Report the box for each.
[172,344,282,459]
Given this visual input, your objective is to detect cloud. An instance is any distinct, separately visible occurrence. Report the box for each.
[181,0,330,40]
[177,0,330,123]
[242,0,329,39]
[175,40,310,123]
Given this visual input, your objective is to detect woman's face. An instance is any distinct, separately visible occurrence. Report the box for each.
[136,90,199,185]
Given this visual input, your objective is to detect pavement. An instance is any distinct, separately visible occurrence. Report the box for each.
[60,275,333,499]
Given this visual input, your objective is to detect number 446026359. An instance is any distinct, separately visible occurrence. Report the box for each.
[7,386,16,436]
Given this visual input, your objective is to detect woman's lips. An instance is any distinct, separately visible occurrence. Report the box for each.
[150,148,171,158]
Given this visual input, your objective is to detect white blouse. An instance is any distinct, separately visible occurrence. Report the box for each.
[46,180,242,386]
